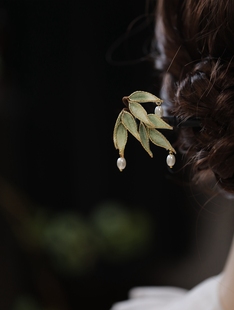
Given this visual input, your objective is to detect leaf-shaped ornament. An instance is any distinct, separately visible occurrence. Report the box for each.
[121,110,140,141]
[113,111,123,149]
[128,91,163,103]
[115,122,128,157]
[148,128,176,154]
[129,101,155,128]
[148,114,173,130]
[139,122,153,157]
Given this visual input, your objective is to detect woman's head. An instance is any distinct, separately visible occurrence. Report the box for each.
[154,0,234,193]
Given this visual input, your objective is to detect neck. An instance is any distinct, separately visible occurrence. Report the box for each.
[219,237,234,310]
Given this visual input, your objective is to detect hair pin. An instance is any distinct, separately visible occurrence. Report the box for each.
[113,91,177,171]
[162,116,202,128]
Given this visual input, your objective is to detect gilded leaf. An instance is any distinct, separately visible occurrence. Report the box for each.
[121,110,140,141]
[148,128,176,153]
[148,113,173,130]
[139,122,153,157]
[113,111,123,149]
[129,101,155,127]
[115,122,128,157]
[128,91,163,103]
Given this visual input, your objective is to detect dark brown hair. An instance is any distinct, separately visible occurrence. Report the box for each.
[154,0,234,193]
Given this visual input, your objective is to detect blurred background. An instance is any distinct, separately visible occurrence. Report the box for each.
[0,0,234,309]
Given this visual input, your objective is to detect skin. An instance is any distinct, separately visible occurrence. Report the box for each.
[219,238,234,310]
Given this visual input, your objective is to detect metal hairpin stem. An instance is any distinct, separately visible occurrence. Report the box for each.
[162,116,202,128]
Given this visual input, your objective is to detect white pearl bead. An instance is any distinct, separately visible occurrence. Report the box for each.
[154,105,163,117]
[166,153,175,168]
[117,157,126,171]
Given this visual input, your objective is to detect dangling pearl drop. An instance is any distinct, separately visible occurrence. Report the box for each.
[166,152,176,168]
[154,105,163,117]
[117,157,126,171]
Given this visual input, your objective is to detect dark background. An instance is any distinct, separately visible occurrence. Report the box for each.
[0,1,233,310]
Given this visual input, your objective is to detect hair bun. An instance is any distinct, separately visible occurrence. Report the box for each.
[174,58,234,193]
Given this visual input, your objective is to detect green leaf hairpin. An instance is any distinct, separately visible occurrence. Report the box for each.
[113,90,176,171]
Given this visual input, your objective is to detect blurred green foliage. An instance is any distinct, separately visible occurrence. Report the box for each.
[91,201,154,262]
[24,200,155,276]
[12,295,55,310]
[43,213,97,275]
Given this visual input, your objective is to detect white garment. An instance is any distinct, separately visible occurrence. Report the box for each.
[110,274,223,310]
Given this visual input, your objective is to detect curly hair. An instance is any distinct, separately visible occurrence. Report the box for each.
[154,0,234,193]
